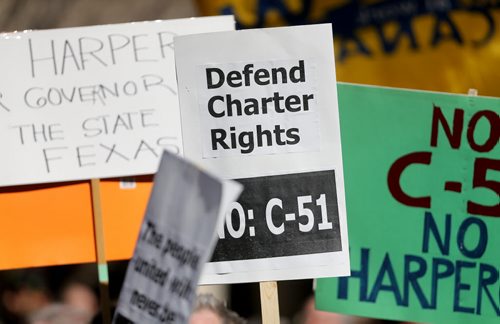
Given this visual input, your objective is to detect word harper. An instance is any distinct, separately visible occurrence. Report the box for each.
[28,31,175,78]
[338,211,498,315]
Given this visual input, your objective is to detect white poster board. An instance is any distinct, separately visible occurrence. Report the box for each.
[174,24,350,284]
[114,151,242,323]
[0,16,234,187]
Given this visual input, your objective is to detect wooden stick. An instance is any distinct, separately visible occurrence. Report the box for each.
[467,88,478,96]
[259,281,280,324]
[90,179,112,324]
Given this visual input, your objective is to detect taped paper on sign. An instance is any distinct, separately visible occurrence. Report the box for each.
[197,59,320,158]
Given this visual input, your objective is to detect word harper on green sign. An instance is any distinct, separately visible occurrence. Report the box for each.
[316,83,499,323]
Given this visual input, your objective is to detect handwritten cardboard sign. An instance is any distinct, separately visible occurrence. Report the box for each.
[175,24,350,283]
[0,16,234,187]
[114,151,242,323]
[315,84,500,323]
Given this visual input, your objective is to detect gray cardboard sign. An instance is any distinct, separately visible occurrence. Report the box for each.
[114,151,241,323]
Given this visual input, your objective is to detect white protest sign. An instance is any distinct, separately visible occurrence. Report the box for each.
[0,16,234,187]
[174,24,350,284]
[114,151,242,324]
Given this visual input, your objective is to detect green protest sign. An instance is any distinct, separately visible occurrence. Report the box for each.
[316,83,499,323]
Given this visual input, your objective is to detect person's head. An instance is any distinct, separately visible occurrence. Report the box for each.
[296,296,377,324]
[1,269,51,320]
[190,294,245,324]
[60,282,98,318]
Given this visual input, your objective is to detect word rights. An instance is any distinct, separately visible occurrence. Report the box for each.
[198,59,319,158]
[212,170,342,262]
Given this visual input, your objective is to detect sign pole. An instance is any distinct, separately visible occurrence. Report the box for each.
[259,281,280,324]
[90,179,112,324]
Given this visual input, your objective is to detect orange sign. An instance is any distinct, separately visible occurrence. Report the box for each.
[0,179,152,270]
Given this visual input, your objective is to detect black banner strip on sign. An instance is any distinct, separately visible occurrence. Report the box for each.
[211,170,342,262]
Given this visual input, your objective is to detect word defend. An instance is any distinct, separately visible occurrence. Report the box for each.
[198,59,319,158]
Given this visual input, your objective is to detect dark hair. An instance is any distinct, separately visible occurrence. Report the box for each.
[193,294,246,324]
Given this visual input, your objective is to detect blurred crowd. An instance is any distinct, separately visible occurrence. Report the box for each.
[0,265,99,323]
[0,263,405,324]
